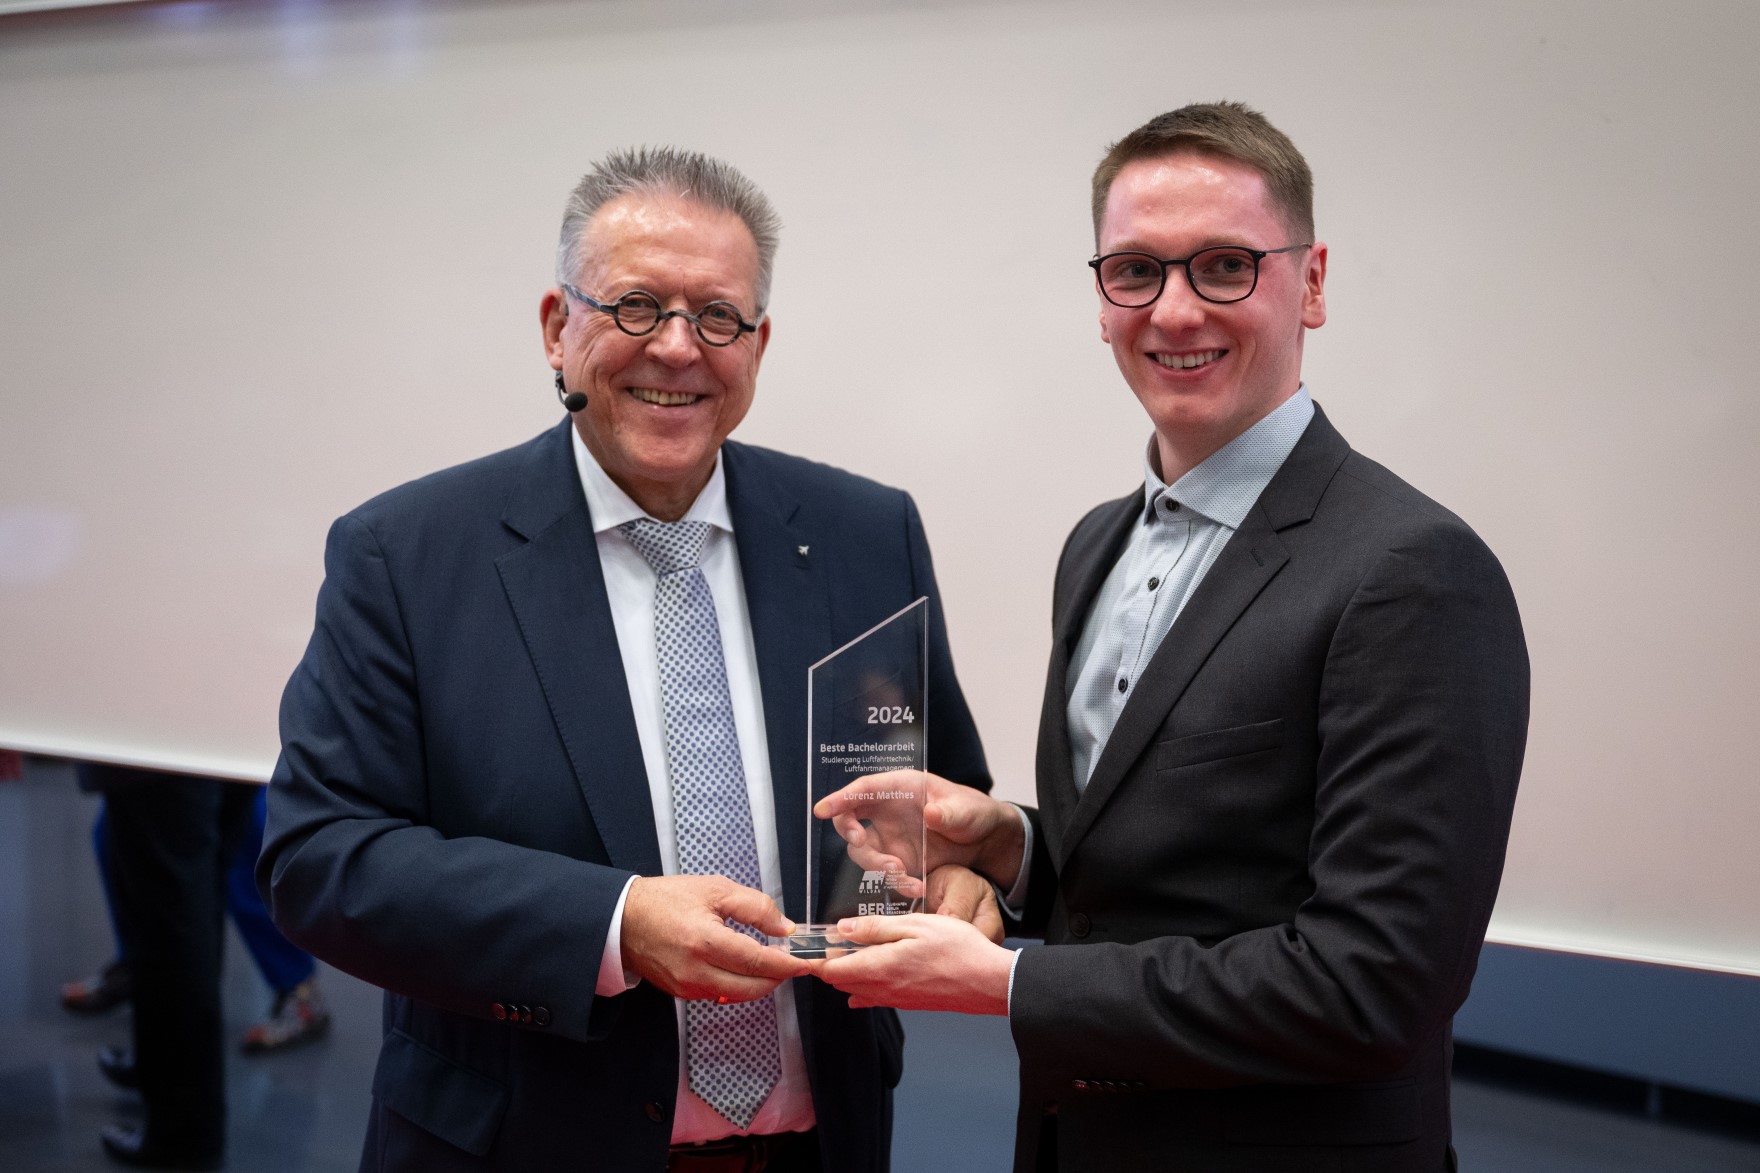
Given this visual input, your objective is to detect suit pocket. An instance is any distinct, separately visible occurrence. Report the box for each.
[372,1028,509,1156]
[1154,718,1285,771]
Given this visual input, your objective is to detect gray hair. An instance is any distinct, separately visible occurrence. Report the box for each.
[555,146,782,315]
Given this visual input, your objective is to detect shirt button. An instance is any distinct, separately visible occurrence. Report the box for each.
[1116,677,1127,693]
[1163,499,1180,512]
[1147,576,1160,591]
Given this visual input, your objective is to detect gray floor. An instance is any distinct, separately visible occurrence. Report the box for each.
[3,760,1757,1172]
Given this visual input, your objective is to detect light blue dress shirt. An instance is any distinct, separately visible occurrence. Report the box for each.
[1065,387,1314,791]
[1005,387,1316,1012]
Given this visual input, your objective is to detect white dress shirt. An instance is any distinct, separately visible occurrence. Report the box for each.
[572,428,815,1144]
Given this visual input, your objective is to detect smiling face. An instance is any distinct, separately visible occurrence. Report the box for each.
[1097,152,1326,482]
[541,193,770,520]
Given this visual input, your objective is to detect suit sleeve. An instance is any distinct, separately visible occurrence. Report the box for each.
[258,513,635,1045]
[1010,520,1529,1087]
[903,493,992,795]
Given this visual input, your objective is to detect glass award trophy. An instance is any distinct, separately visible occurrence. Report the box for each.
[782,597,929,957]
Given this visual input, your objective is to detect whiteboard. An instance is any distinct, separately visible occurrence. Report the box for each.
[2,0,1756,977]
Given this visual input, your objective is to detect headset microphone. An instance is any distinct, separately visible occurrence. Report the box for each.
[555,370,587,413]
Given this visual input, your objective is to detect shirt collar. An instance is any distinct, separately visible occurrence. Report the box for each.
[1140,385,1315,530]
[570,425,734,535]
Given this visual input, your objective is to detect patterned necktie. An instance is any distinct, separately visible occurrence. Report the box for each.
[620,518,781,1130]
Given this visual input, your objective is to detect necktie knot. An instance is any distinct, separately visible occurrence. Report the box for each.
[621,518,711,577]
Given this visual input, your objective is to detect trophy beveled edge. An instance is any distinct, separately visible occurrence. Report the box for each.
[791,596,931,955]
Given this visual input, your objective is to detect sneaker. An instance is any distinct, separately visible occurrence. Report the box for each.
[62,960,132,1015]
[239,979,330,1054]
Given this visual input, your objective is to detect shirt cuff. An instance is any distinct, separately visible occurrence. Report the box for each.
[595,875,640,997]
[998,803,1033,915]
[1006,946,1025,1015]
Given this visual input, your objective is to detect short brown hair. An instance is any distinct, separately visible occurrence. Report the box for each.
[1090,101,1314,244]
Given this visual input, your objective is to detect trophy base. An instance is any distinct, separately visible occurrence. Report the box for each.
[779,925,869,958]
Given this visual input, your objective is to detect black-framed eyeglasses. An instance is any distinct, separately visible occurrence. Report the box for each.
[1089,244,1311,307]
[561,284,759,346]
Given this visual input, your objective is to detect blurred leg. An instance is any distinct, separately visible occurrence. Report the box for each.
[95,805,132,960]
[102,767,249,1164]
[225,788,315,995]
[60,797,135,1015]
[226,787,328,1054]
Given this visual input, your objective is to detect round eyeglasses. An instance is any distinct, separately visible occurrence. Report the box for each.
[1089,244,1311,307]
[561,284,759,346]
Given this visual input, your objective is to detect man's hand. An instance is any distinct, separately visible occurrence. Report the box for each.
[925,864,1005,944]
[813,770,1025,890]
[806,913,1013,1015]
[621,875,809,1003]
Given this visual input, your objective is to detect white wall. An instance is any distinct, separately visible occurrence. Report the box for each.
[2,0,1756,975]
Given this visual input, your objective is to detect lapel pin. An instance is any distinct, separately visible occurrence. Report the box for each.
[797,545,810,558]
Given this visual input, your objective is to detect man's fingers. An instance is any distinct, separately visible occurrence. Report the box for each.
[703,930,810,982]
[926,863,993,923]
[676,973,786,1003]
[933,881,980,922]
[834,913,928,946]
[815,770,931,819]
[924,801,969,835]
[713,884,795,939]
[890,873,925,899]
[668,926,807,1002]
[973,898,1005,945]
[935,891,978,922]
[830,812,868,846]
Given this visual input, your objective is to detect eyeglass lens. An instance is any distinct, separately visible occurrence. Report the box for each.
[1097,248,1261,306]
[610,293,746,345]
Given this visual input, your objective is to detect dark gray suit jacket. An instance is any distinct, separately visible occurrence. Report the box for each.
[259,421,990,1172]
[1008,405,1528,1172]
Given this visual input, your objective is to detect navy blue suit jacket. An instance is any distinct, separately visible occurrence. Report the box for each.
[260,420,990,1172]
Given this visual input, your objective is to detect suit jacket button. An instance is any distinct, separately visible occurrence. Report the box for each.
[645,1102,666,1123]
[1071,1079,1089,1091]
[533,1006,551,1027]
[519,1005,532,1024]
[491,1003,507,1021]
[1068,912,1091,938]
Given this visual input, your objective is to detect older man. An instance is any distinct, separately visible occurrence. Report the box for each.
[260,148,991,1173]
[813,103,1529,1172]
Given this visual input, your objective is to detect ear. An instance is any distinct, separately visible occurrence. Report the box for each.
[1098,304,1112,345]
[749,314,773,372]
[540,287,568,369]
[1300,242,1328,330]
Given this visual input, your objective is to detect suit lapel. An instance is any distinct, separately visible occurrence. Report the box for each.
[723,442,829,924]
[1057,512,1290,867]
[1053,405,1352,869]
[495,421,663,878]
[1035,492,1139,866]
